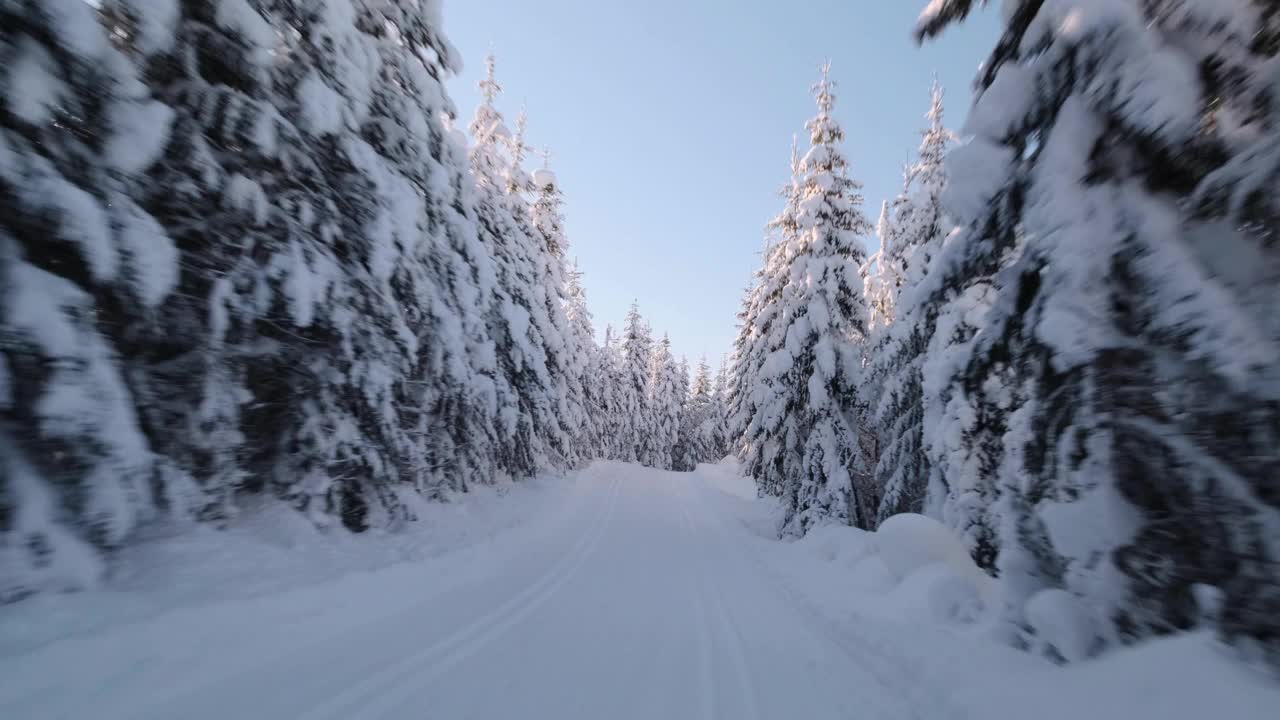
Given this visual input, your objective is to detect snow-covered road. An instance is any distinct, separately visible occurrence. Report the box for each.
[4,462,1277,720]
[2,464,930,720]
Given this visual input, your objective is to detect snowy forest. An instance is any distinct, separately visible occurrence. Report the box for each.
[0,0,732,598]
[2,0,1279,687]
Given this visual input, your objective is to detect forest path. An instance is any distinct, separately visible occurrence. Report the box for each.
[0,462,933,720]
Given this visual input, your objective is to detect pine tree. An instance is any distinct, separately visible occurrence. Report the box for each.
[861,80,954,526]
[918,0,1280,662]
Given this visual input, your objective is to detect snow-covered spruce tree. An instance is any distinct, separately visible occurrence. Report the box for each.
[0,0,183,595]
[728,138,802,453]
[530,153,588,467]
[97,0,290,531]
[562,259,600,461]
[863,200,899,331]
[129,0,499,528]
[596,324,626,460]
[351,0,505,499]
[709,355,733,460]
[753,64,875,535]
[262,0,456,528]
[673,356,699,471]
[734,138,804,498]
[641,334,682,470]
[861,80,954,526]
[143,0,489,530]
[617,303,654,463]
[469,55,568,478]
[917,0,1280,661]
[506,111,576,470]
[724,282,757,462]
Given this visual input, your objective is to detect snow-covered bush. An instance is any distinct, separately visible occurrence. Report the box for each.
[876,513,977,582]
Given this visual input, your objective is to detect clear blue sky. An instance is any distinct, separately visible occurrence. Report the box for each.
[443,1,999,365]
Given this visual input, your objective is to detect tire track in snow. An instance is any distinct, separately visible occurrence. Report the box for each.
[675,476,718,720]
[298,472,624,720]
[676,477,761,720]
[701,539,761,719]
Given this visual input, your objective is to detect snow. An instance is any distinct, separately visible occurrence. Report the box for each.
[5,260,90,357]
[3,462,1275,719]
[532,167,557,188]
[695,463,1280,718]
[942,137,1014,221]
[44,0,108,59]
[115,0,181,54]
[106,99,174,174]
[116,199,179,307]
[215,0,276,61]
[298,71,345,136]
[30,165,118,282]
[956,632,1280,720]
[223,173,268,225]
[7,40,64,125]
[0,445,106,602]
[280,242,329,328]
[1025,588,1101,662]
[965,63,1035,140]
[876,512,982,581]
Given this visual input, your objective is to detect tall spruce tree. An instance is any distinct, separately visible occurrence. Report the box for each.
[530,152,586,467]
[862,80,954,526]
[562,259,599,461]
[641,334,681,470]
[597,324,625,461]
[734,138,804,498]
[617,303,653,463]
[710,355,732,461]
[747,64,874,534]
[469,55,566,477]
[1,0,180,595]
[676,357,717,470]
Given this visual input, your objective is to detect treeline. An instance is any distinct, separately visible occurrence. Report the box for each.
[0,0,722,601]
[729,3,1279,665]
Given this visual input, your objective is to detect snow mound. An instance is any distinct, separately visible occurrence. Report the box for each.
[1025,588,1101,663]
[876,513,978,581]
[927,565,988,624]
[957,632,1280,720]
[795,523,876,568]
